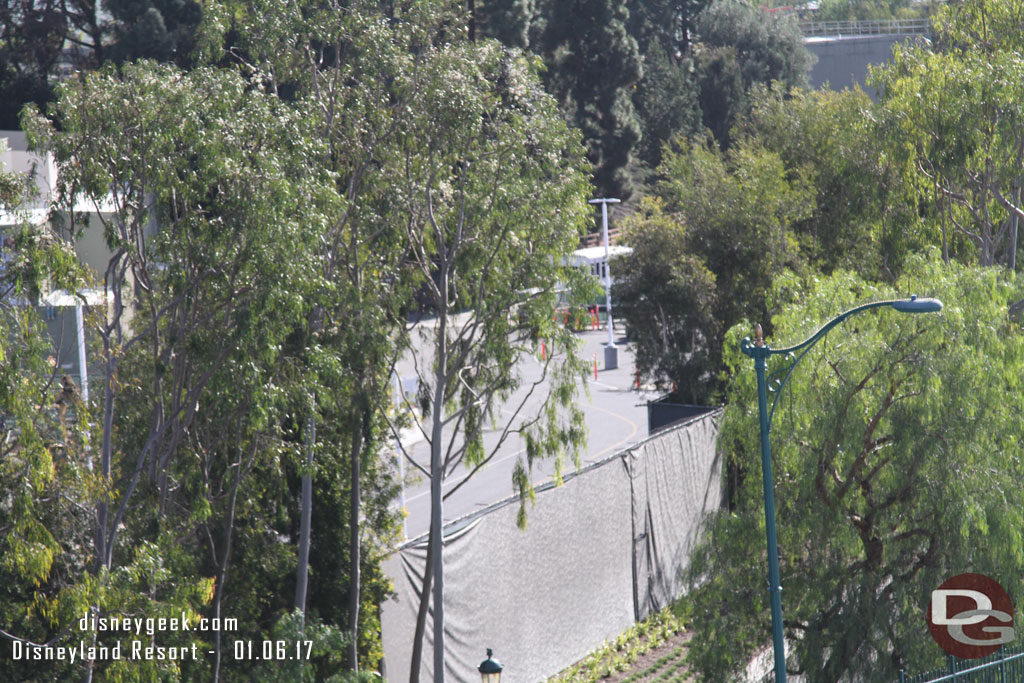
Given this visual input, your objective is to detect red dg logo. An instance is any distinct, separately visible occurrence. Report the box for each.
[927,573,1015,659]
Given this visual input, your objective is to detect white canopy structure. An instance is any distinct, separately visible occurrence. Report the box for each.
[570,245,632,284]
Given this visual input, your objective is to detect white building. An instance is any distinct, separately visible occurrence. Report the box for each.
[2,130,113,400]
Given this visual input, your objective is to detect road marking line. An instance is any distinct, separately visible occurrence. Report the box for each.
[584,402,639,460]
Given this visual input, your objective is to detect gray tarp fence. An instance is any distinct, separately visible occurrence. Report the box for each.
[381,407,723,683]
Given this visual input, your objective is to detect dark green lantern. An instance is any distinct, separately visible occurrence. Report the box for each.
[478,648,503,683]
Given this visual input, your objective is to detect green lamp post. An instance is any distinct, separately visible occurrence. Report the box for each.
[739,295,942,682]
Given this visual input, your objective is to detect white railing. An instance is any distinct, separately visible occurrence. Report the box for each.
[800,17,931,37]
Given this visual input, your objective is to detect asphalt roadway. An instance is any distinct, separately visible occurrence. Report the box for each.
[393,324,658,540]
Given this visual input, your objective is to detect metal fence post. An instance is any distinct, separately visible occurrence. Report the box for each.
[898,669,907,683]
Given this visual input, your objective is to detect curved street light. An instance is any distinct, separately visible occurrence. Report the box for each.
[739,295,943,682]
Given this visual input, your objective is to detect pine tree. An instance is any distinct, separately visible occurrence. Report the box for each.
[537,0,643,198]
[476,0,536,48]
[627,0,709,57]
[104,0,203,65]
[632,39,700,170]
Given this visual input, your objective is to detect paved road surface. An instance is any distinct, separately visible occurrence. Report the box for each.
[393,326,657,540]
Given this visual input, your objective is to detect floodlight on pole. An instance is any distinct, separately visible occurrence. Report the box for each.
[589,198,621,370]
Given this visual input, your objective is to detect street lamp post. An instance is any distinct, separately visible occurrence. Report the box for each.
[478,648,503,683]
[589,197,621,370]
[739,295,942,682]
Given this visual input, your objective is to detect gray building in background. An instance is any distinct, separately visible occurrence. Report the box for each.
[801,18,931,94]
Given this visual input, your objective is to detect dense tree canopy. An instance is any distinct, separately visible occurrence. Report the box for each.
[21,59,349,680]
[613,198,718,401]
[0,0,817,204]
[2,2,596,680]
[612,5,1024,678]
[631,40,700,171]
[685,255,1024,680]
[736,85,929,278]
[104,0,203,65]
[0,0,204,129]
[875,0,1024,268]
[0,0,101,128]
[615,77,944,404]
[537,0,643,198]
[10,0,1024,679]
[695,0,813,148]
[628,0,708,57]
[0,141,94,682]
[616,122,814,403]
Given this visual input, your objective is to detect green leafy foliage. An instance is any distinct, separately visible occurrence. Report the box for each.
[387,36,595,678]
[18,59,351,679]
[104,0,203,66]
[686,253,1024,680]
[623,129,812,401]
[628,0,709,57]
[0,0,106,129]
[0,304,96,682]
[817,0,929,21]
[0,0,205,130]
[874,0,1024,268]
[736,85,929,278]
[4,3,599,679]
[661,132,812,329]
[0,140,97,682]
[248,609,354,682]
[476,0,536,47]
[694,0,813,148]
[622,81,942,401]
[550,604,687,683]
[614,197,718,402]
[396,38,594,516]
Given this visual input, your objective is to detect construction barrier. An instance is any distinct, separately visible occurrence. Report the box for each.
[380,408,723,682]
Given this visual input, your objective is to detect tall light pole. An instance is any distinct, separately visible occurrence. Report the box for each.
[589,198,620,369]
[75,301,89,402]
[739,295,942,682]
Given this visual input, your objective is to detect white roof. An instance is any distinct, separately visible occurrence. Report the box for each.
[40,289,107,306]
[571,245,632,265]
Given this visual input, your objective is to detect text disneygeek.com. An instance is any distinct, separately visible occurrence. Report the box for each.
[7,612,314,663]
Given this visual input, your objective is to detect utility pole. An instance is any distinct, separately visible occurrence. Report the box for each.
[589,198,621,369]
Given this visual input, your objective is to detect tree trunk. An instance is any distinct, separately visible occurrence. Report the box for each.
[294,406,315,615]
[1010,180,1020,271]
[347,408,365,671]
[430,294,448,683]
[409,524,434,683]
[97,344,116,572]
[212,446,248,683]
[430,424,445,683]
